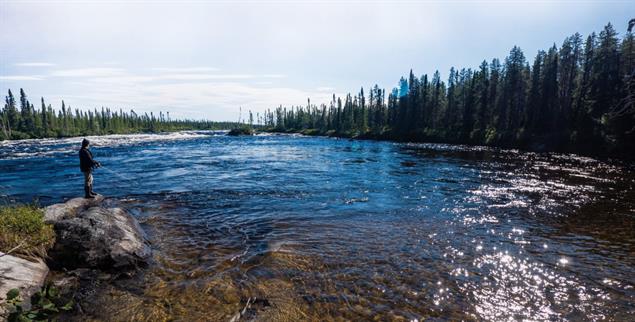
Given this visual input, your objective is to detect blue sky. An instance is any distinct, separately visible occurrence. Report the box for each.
[1,0,633,121]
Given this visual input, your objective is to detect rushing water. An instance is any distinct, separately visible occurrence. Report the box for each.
[1,132,634,321]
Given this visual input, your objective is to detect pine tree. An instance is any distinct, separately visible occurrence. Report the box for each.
[266,22,633,157]
[40,97,48,136]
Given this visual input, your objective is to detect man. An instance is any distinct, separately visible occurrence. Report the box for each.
[79,139,101,198]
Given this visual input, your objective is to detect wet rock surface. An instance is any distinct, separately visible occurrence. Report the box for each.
[0,254,49,319]
[44,195,105,224]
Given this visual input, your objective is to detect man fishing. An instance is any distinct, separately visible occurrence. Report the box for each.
[79,138,101,198]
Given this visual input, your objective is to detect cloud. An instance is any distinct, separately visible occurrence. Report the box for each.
[51,68,126,77]
[155,74,285,80]
[0,75,45,81]
[43,66,284,83]
[261,74,286,79]
[155,74,260,80]
[316,86,335,92]
[150,67,219,73]
[14,62,55,67]
[55,80,336,120]
[90,73,286,83]
[3,63,298,120]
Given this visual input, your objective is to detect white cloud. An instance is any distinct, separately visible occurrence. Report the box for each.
[261,74,286,79]
[41,66,284,83]
[51,68,126,77]
[3,0,630,122]
[90,73,286,83]
[155,74,259,80]
[0,75,45,81]
[14,62,55,67]
[150,67,219,73]
[54,80,336,120]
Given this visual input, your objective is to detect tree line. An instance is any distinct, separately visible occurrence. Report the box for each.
[0,89,238,140]
[264,22,635,158]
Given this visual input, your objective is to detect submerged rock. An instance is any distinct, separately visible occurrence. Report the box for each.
[45,198,150,270]
[0,253,49,317]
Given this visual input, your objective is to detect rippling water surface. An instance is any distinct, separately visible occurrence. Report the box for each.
[1,132,634,321]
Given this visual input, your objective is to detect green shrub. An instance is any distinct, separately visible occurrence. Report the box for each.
[9,131,31,140]
[300,128,320,136]
[0,205,55,259]
[484,127,498,145]
[227,127,254,136]
[4,285,74,322]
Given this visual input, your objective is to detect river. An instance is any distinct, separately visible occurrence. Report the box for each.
[1,132,633,321]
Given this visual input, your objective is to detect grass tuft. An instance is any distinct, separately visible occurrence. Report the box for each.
[0,204,55,260]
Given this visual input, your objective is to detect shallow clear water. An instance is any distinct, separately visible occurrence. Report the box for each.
[1,132,634,321]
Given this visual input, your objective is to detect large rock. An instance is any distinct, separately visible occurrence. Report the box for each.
[0,254,49,319]
[45,198,150,270]
[44,196,104,224]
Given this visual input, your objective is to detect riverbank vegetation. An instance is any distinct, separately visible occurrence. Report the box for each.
[1,199,148,321]
[5,283,74,322]
[0,205,54,259]
[262,22,635,158]
[0,204,73,322]
[0,89,239,140]
[227,127,255,136]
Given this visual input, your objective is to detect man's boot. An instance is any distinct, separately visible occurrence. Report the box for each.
[85,185,94,199]
[90,184,98,197]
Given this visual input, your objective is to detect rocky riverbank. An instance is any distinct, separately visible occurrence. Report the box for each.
[0,197,150,321]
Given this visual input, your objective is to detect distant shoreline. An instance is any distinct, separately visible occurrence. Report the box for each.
[263,128,635,161]
[2,126,632,161]
[0,128,232,144]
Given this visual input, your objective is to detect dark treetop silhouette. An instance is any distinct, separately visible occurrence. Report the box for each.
[263,22,635,158]
[0,89,239,140]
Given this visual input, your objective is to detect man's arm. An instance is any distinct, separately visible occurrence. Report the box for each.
[86,150,101,168]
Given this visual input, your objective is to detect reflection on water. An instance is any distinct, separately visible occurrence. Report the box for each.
[1,133,634,321]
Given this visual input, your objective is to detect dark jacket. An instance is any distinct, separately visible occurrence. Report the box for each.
[79,148,98,172]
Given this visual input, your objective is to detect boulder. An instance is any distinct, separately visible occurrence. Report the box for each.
[0,253,49,318]
[45,199,150,270]
[44,196,104,224]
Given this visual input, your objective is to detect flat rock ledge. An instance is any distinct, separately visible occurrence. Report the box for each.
[43,195,105,224]
[0,253,48,319]
[45,197,151,270]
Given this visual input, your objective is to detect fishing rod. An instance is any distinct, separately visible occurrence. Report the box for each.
[98,165,140,185]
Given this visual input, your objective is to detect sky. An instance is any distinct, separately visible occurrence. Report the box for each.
[0,0,633,121]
